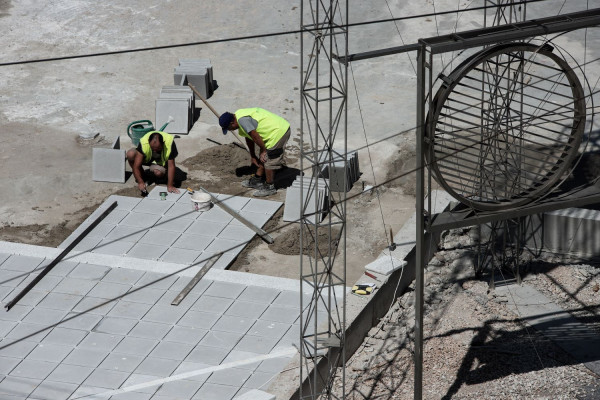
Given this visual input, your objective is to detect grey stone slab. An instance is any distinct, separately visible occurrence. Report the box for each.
[204,281,246,299]
[5,322,50,342]
[138,229,181,246]
[77,332,124,352]
[256,354,294,373]
[142,304,186,325]
[149,341,195,360]
[106,195,142,211]
[218,225,256,243]
[104,225,148,243]
[120,373,161,395]
[26,343,74,363]
[10,359,57,380]
[0,320,18,337]
[134,357,180,376]
[124,286,165,305]
[147,185,186,202]
[30,380,78,400]
[93,317,137,335]
[108,301,152,320]
[0,252,10,266]
[58,312,103,331]
[1,255,44,272]
[260,305,299,324]
[84,368,130,389]
[221,350,262,371]
[204,237,242,255]
[163,326,207,345]
[38,292,83,311]
[0,340,37,359]
[170,276,212,293]
[238,287,280,305]
[98,352,144,373]
[271,291,303,309]
[132,199,174,215]
[72,236,103,253]
[185,220,227,237]
[129,321,173,340]
[70,385,114,399]
[234,335,279,354]
[92,147,126,183]
[22,307,69,326]
[172,361,212,383]
[111,392,153,400]
[0,304,32,321]
[41,327,87,346]
[211,315,255,334]
[120,212,162,229]
[0,376,40,398]
[215,194,251,211]
[0,284,14,301]
[231,211,273,229]
[155,288,200,309]
[85,222,117,239]
[159,247,202,264]
[208,367,252,387]
[191,295,234,314]
[113,337,158,357]
[192,383,238,400]
[68,263,111,281]
[247,320,291,339]
[0,356,20,375]
[102,268,145,285]
[156,379,203,398]
[156,98,191,134]
[161,205,198,222]
[203,251,237,271]
[46,363,94,385]
[72,296,117,315]
[0,269,27,287]
[45,260,79,277]
[87,282,131,299]
[93,239,135,256]
[196,206,234,224]
[177,310,220,329]
[243,198,283,215]
[134,272,178,290]
[171,233,214,251]
[186,345,230,365]
[126,243,168,261]
[199,331,243,350]
[97,209,130,226]
[63,348,109,368]
[52,278,97,296]
[225,301,269,319]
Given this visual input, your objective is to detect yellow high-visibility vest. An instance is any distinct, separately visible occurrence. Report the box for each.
[140,131,174,167]
[235,108,290,149]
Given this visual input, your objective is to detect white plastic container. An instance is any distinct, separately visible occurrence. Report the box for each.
[191,192,212,211]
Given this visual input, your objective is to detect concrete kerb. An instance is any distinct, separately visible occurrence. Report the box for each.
[268,191,455,399]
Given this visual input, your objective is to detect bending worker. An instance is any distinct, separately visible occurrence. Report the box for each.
[219,107,291,197]
[126,131,181,195]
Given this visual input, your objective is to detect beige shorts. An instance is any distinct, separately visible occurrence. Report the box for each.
[265,128,291,170]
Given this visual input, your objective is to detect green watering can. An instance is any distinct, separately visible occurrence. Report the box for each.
[127,120,171,146]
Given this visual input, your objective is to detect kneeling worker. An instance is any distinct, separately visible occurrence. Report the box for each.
[126,131,180,195]
[219,107,291,197]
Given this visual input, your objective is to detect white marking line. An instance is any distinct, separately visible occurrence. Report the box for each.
[71,347,297,399]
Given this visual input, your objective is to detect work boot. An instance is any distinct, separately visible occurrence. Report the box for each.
[242,175,264,189]
[253,183,276,197]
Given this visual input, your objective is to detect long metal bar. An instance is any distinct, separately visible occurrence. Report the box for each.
[4,201,118,311]
[195,187,274,244]
[171,253,221,306]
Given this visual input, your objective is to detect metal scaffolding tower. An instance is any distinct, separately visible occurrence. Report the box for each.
[299,0,348,398]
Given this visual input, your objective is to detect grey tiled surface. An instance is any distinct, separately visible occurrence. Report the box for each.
[59,189,281,271]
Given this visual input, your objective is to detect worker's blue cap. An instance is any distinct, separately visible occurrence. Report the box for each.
[219,112,234,135]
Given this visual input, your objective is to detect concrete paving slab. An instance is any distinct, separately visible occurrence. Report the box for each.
[78,332,124,352]
[172,233,214,251]
[47,363,94,385]
[2,255,45,273]
[124,287,166,305]
[112,337,158,357]
[26,342,73,364]
[103,225,148,243]
[199,330,244,350]
[154,214,195,232]
[149,341,195,360]
[52,278,97,296]
[238,387,276,400]
[92,147,126,183]
[11,359,57,380]
[204,281,246,299]
[30,380,78,400]
[85,223,116,239]
[143,304,187,325]
[37,292,83,311]
[87,282,131,299]
[156,98,191,134]
[247,320,291,339]
[5,322,50,343]
[163,326,207,345]
[120,373,161,395]
[72,297,117,316]
[0,340,37,359]
[0,356,21,375]
[225,301,269,319]
[186,344,230,365]
[119,212,162,229]
[132,199,174,216]
[210,252,239,271]
[134,272,178,290]
[0,304,32,321]
[22,307,68,326]
[212,315,256,334]
[0,375,41,398]
[58,312,103,331]
[237,286,280,305]
[41,327,87,347]
[235,335,279,354]
[156,378,204,398]
[218,225,256,242]
[93,317,137,336]
[134,356,180,376]
[83,367,130,389]
[0,320,18,337]
[231,211,273,229]
[108,301,152,320]
[221,350,263,371]
[68,263,111,281]
[191,295,234,314]
[126,243,168,261]
[244,198,283,215]
[216,194,251,211]
[93,239,135,256]
[0,270,27,288]
[192,383,239,400]
[128,321,172,341]
[196,206,234,224]
[62,348,109,368]
[186,219,228,237]
[367,255,407,276]
[160,247,203,264]
[97,352,144,373]
[0,253,10,266]
[209,367,252,386]
[101,268,145,286]
[260,305,300,324]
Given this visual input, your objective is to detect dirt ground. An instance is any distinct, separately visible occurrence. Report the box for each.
[331,229,600,400]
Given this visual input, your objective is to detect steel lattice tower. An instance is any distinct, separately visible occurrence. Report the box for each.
[299,0,348,398]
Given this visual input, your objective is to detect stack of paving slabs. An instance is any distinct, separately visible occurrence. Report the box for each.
[155,86,194,135]
[174,58,215,99]
[283,176,329,224]
[313,149,360,192]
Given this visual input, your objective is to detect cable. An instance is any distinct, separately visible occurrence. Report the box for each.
[0,0,550,67]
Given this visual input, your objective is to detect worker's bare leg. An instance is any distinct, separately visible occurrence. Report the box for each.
[265,168,274,184]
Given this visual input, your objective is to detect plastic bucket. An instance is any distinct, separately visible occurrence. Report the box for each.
[191,192,212,212]
[127,120,154,146]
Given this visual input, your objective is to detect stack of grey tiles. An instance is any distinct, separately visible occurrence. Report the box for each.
[174,58,215,99]
[313,149,360,192]
[155,85,195,135]
[283,176,329,224]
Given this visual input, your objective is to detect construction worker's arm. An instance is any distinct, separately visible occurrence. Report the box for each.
[132,151,147,192]
[245,137,260,167]
[248,130,268,163]
[166,159,180,193]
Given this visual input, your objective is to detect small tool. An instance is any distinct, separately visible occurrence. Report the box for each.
[351,283,376,295]
[388,227,396,251]
[141,188,149,197]
[159,191,167,200]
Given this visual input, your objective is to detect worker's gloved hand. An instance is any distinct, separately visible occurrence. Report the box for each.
[138,182,147,192]
[167,185,180,194]
[260,150,267,163]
